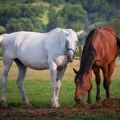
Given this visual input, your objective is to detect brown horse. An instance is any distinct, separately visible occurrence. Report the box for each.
[73,27,119,104]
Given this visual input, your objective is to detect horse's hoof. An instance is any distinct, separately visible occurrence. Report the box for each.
[22,103,33,109]
[96,96,101,102]
[52,103,60,108]
[87,100,92,104]
[0,101,8,108]
[52,105,60,109]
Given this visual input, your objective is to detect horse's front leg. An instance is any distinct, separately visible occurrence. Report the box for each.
[49,62,58,108]
[55,65,67,107]
[87,89,92,104]
[93,67,101,102]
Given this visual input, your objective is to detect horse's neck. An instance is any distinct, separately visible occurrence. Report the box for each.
[48,30,66,51]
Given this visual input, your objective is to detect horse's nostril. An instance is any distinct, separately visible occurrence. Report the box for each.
[68,55,74,62]
[75,96,84,104]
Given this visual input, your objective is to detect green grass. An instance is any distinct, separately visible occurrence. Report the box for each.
[0,59,120,119]
[54,114,120,120]
[0,79,120,108]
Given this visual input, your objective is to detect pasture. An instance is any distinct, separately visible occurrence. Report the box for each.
[0,59,120,119]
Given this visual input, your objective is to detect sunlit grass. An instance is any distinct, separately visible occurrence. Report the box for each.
[0,59,79,81]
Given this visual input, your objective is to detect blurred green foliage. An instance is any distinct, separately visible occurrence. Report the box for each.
[0,0,120,40]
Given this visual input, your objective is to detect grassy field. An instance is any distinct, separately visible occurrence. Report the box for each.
[0,59,120,106]
[0,59,120,119]
[1,76,120,108]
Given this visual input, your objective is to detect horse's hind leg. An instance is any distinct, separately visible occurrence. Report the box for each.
[15,59,32,108]
[1,59,13,108]
[102,62,114,98]
[106,62,115,98]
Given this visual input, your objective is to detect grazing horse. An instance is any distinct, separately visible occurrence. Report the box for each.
[73,27,118,104]
[0,28,84,108]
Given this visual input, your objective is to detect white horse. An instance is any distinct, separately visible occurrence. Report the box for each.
[0,28,83,108]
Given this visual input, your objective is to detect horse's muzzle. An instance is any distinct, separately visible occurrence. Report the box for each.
[68,55,74,62]
[75,96,84,104]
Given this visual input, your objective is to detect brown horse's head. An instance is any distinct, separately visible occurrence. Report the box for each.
[73,29,96,104]
[73,68,92,104]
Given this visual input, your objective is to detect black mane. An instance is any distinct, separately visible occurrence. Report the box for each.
[116,36,120,48]
[79,29,96,75]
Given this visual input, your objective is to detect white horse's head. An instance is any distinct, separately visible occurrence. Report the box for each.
[62,29,84,62]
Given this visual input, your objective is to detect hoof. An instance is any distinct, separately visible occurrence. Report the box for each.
[96,96,101,102]
[87,99,92,104]
[0,101,8,108]
[22,103,33,109]
[52,102,60,108]
[52,105,60,109]
[51,99,60,108]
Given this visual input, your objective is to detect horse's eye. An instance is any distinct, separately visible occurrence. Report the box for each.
[75,79,79,83]
[77,79,79,83]
[80,80,84,87]
[81,80,84,85]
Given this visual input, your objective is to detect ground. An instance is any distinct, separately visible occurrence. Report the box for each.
[0,98,120,120]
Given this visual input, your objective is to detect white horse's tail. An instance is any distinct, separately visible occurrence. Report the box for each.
[0,35,4,46]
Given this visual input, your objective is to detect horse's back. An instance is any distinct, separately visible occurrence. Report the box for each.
[93,27,118,64]
[1,29,67,70]
[1,31,49,69]
[2,31,42,46]
[2,31,45,54]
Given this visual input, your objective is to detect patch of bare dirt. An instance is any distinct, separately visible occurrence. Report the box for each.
[0,98,120,120]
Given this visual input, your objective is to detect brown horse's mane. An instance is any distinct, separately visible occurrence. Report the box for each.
[79,28,96,75]
[116,36,120,48]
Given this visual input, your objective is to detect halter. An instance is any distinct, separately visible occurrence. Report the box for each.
[66,48,75,55]
[65,39,76,56]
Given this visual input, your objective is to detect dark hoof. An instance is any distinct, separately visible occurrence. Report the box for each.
[0,101,8,108]
[96,96,101,102]
[87,99,92,104]
[22,104,33,109]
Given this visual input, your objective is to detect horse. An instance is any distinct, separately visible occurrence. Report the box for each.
[73,27,119,104]
[0,28,84,108]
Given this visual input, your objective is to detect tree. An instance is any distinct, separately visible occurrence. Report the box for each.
[6,18,34,32]
[31,17,44,32]
[44,0,65,6]
[0,6,21,26]
[58,4,87,31]
[107,19,120,37]
[46,6,60,31]
[82,0,120,24]
[0,26,6,34]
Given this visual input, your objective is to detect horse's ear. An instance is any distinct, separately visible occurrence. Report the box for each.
[61,29,69,36]
[73,68,78,74]
[76,30,84,36]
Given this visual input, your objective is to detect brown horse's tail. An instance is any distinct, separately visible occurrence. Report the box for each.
[116,36,120,48]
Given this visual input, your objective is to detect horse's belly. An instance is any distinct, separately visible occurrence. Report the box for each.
[20,58,49,70]
[18,50,49,70]
[28,61,49,70]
